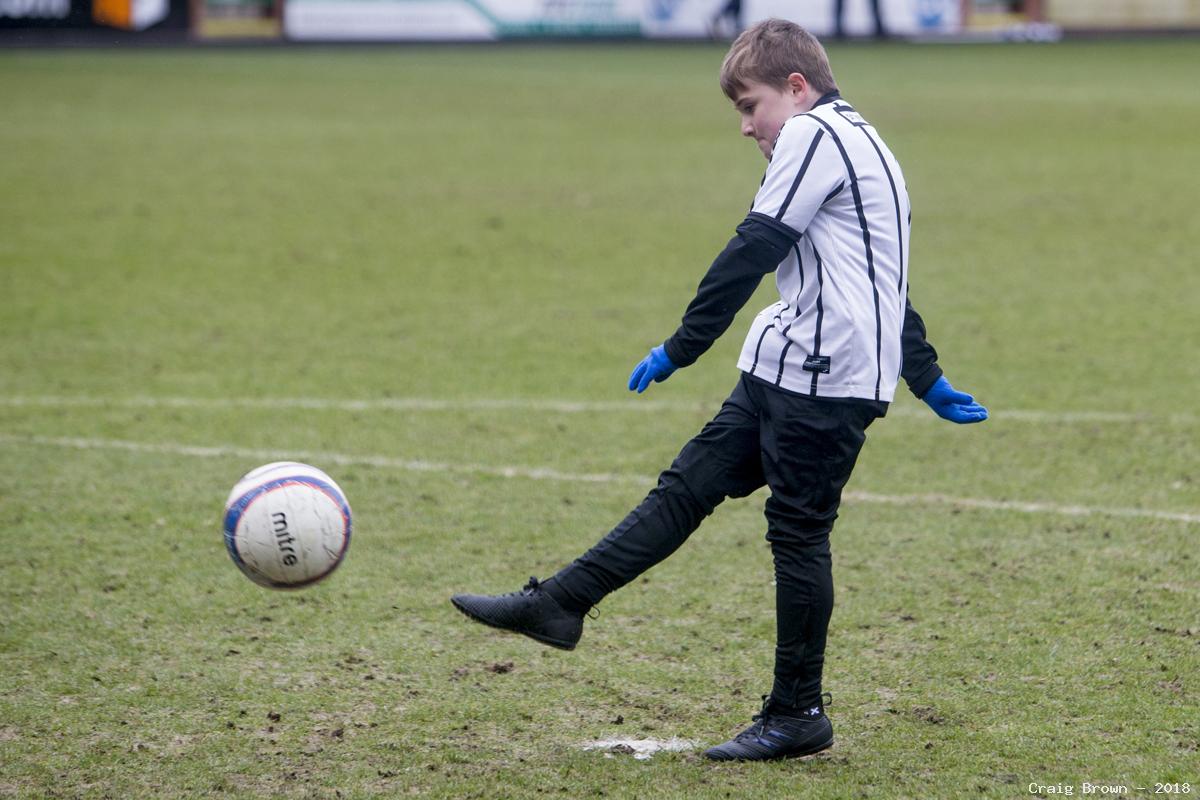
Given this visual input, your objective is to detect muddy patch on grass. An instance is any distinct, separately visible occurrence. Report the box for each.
[582,737,698,760]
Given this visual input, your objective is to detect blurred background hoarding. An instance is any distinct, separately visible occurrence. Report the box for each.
[280,0,967,40]
[1,0,1198,41]
[284,0,642,41]
[0,0,184,31]
[268,0,1200,40]
[1048,0,1200,28]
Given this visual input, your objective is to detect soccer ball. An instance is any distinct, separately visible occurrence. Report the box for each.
[222,462,352,589]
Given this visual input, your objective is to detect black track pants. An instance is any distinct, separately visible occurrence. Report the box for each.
[545,373,884,710]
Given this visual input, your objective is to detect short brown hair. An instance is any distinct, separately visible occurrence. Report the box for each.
[720,19,837,100]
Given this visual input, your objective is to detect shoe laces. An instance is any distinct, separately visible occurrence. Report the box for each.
[733,695,774,741]
[521,576,599,619]
[495,577,544,600]
[752,694,774,723]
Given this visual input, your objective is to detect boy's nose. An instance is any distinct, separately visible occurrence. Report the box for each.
[741,119,754,137]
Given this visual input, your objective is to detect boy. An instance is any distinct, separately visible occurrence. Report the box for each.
[452,19,987,762]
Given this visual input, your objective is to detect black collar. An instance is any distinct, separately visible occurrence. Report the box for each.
[814,90,842,107]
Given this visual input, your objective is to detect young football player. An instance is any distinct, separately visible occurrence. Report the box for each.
[452,19,987,761]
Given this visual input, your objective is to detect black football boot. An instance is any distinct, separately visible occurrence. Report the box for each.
[704,695,834,761]
[450,577,584,651]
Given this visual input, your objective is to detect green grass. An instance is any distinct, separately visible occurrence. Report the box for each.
[2,40,1198,798]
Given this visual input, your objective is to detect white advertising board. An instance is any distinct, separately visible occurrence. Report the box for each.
[286,0,497,40]
[287,0,643,40]
[284,0,963,40]
[647,0,962,38]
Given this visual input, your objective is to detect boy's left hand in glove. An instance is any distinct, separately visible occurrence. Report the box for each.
[922,376,988,423]
[628,345,678,393]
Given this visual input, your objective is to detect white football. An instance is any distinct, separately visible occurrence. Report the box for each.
[222,462,352,589]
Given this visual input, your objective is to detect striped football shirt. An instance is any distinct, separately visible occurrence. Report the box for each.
[737,92,911,402]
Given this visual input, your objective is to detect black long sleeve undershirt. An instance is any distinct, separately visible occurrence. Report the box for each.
[900,298,942,399]
[662,215,792,370]
[662,214,943,400]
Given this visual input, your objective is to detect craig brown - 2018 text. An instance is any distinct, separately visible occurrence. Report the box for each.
[1029,784,1192,796]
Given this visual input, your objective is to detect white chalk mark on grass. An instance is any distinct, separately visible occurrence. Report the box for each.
[0,395,1193,425]
[1,433,1198,525]
[582,737,699,760]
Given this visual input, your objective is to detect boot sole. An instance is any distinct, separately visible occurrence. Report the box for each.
[450,596,579,651]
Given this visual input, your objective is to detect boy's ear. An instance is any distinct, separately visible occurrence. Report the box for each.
[786,72,809,96]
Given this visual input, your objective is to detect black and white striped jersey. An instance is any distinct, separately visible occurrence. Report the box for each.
[737,93,911,402]
[662,92,942,403]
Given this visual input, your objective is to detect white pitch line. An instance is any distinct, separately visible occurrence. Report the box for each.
[0,395,707,415]
[0,394,1193,424]
[843,491,1200,525]
[0,433,634,485]
[2,432,1198,525]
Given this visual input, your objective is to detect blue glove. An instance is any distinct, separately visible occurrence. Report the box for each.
[922,376,988,424]
[628,345,678,393]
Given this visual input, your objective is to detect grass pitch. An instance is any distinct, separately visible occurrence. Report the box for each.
[1,39,1198,798]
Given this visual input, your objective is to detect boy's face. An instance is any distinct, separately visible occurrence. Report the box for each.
[733,74,814,160]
